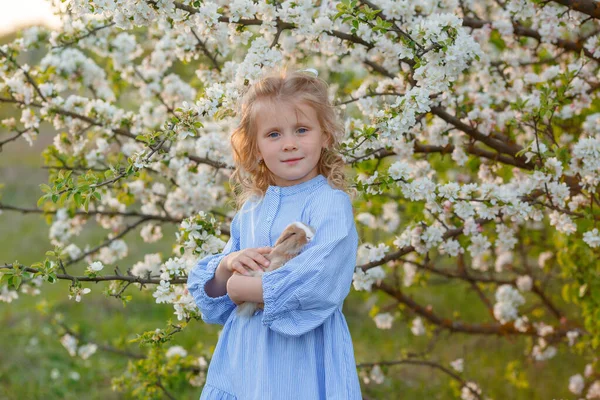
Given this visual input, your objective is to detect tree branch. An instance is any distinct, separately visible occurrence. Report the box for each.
[551,0,600,20]
[0,96,228,170]
[357,357,483,400]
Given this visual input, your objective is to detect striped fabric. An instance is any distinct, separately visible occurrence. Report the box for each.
[187,174,362,400]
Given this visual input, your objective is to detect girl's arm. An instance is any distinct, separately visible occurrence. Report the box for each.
[187,251,237,325]
[227,274,264,303]
[205,256,233,298]
[214,247,271,300]
[187,208,244,325]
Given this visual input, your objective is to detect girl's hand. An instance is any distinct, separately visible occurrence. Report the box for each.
[221,247,272,276]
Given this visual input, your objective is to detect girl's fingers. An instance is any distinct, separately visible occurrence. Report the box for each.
[249,251,270,269]
[230,248,271,273]
[242,257,263,272]
[232,262,250,276]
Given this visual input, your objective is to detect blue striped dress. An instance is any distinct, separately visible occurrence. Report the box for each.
[187,174,362,400]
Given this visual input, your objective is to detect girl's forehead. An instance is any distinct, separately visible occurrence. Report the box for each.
[253,98,315,121]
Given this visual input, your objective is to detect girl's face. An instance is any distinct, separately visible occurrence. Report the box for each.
[254,99,328,187]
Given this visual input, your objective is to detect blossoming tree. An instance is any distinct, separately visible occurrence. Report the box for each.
[1,0,600,398]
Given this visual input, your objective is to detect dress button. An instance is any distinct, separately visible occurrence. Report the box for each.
[267,217,272,222]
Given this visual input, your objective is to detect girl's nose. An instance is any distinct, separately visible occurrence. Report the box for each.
[282,138,298,151]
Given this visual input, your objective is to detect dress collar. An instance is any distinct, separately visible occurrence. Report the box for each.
[266,174,327,197]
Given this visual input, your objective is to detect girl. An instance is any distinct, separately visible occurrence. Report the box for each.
[187,68,362,400]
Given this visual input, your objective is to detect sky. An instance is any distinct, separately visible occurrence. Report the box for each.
[0,0,61,35]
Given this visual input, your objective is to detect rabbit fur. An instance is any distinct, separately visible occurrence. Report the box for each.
[236,221,315,318]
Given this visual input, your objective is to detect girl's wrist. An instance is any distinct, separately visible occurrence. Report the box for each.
[216,254,233,279]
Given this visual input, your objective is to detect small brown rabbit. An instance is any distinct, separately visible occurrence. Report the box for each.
[236,221,315,318]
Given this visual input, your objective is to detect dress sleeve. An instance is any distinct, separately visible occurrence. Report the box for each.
[186,210,241,325]
[261,191,358,337]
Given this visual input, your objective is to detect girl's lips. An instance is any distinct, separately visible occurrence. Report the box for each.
[282,158,303,165]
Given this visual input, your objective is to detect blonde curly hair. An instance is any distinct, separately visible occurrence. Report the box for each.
[229,68,353,209]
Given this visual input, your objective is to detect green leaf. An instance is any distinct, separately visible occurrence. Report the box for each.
[561,283,571,303]
[37,194,48,208]
[12,276,22,290]
[58,191,69,206]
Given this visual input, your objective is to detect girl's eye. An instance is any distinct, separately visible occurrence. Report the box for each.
[267,132,280,138]
[297,128,308,134]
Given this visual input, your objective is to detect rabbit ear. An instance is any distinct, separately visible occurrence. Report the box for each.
[290,222,315,241]
[274,230,295,247]
[276,230,308,257]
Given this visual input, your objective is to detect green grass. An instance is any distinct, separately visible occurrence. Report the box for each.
[0,129,584,399]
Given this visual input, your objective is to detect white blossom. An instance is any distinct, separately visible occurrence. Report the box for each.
[467,234,491,258]
[88,261,104,272]
[373,313,394,329]
[368,243,389,262]
[450,358,464,373]
[583,228,600,248]
[532,344,557,361]
[439,239,464,257]
[516,275,532,292]
[514,316,529,333]
[567,330,580,347]
[493,285,525,324]
[68,371,81,381]
[569,374,585,395]
[166,345,188,358]
[588,381,600,399]
[403,258,417,287]
[538,251,553,268]
[368,364,385,384]
[460,381,482,400]
[60,334,78,357]
[78,343,98,360]
[153,280,176,304]
[68,287,91,302]
[131,253,162,277]
[411,317,425,336]
[141,223,163,243]
[0,285,19,303]
[356,212,377,229]
[548,211,577,235]
[63,244,82,260]
[352,267,386,292]
[388,161,412,181]
[585,364,595,378]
